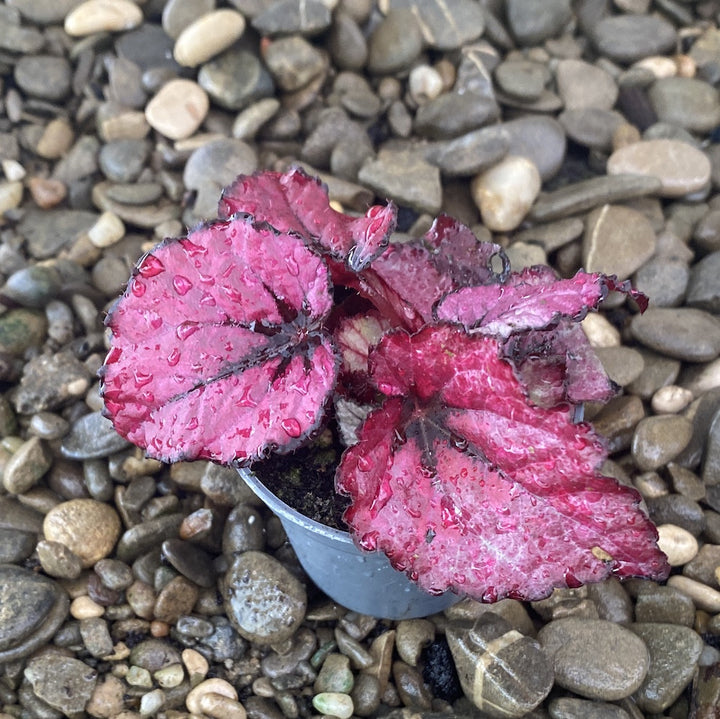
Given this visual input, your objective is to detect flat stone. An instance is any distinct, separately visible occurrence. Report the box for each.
[502,116,566,181]
[359,149,442,214]
[99,139,149,183]
[43,499,122,568]
[634,583,696,626]
[631,307,720,362]
[145,79,209,141]
[2,436,51,494]
[556,59,617,110]
[471,155,541,232]
[583,204,656,280]
[115,24,180,72]
[631,415,693,472]
[634,257,689,308]
[646,495,705,537]
[263,35,326,91]
[25,653,97,715]
[14,55,71,101]
[591,14,677,64]
[19,208,98,259]
[173,9,246,67]
[253,0,330,36]
[559,108,626,151]
[548,697,631,719]
[594,347,645,387]
[538,618,650,701]
[0,565,69,663]
[162,0,215,39]
[415,91,500,140]
[630,623,703,713]
[608,139,711,198]
[154,576,199,623]
[506,0,571,45]
[61,411,132,460]
[387,0,485,51]
[223,551,306,645]
[92,182,181,229]
[687,250,720,313]
[649,77,720,134]
[424,126,509,177]
[494,60,547,101]
[64,0,142,35]
[161,539,216,588]
[6,0,83,24]
[116,514,185,563]
[0,17,44,53]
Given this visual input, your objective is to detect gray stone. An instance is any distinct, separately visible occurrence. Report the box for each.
[506,0,571,45]
[61,411,131,460]
[52,135,100,185]
[556,59,617,110]
[223,551,306,645]
[494,60,547,101]
[99,139,149,183]
[115,24,180,72]
[594,347,645,388]
[630,623,703,713]
[687,251,720,313]
[19,209,98,259]
[425,126,509,177]
[2,436,51,494]
[367,9,422,75]
[0,565,69,663]
[359,149,442,214]
[129,639,183,672]
[24,654,96,715]
[198,47,274,111]
[634,257,689,308]
[502,116,566,181]
[6,0,82,23]
[261,35,326,91]
[548,697,631,719]
[649,77,720,135]
[631,415,693,472]
[538,618,650,701]
[693,208,720,254]
[592,15,677,63]
[161,539,217,588]
[252,0,330,36]
[415,92,500,140]
[630,307,720,362]
[559,109,625,152]
[116,514,185,563]
[646,495,705,537]
[634,584,696,627]
[0,16,44,53]
[14,55,71,101]
[328,12,367,71]
[162,0,215,39]
[2,265,63,308]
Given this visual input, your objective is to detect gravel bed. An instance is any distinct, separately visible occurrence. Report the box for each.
[1,0,720,717]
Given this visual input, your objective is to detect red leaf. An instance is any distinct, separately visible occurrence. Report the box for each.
[219,167,397,271]
[102,216,337,464]
[337,325,669,602]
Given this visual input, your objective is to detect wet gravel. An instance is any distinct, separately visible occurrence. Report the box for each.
[2,0,720,717]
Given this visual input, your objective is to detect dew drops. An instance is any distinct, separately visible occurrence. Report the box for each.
[105,346,122,364]
[167,347,181,366]
[285,255,300,276]
[173,275,193,295]
[359,531,379,551]
[133,369,153,387]
[357,455,373,472]
[200,292,216,307]
[138,254,165,278]
[179,238,208,257]
[186,417,199,430]
[131,279,146,297]
[281,417,302,438]
[176,321,200,340]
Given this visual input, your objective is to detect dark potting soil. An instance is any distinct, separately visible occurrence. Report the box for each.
[251,431,351,530]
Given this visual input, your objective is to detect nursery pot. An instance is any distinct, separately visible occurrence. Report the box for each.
[237,467,461,620]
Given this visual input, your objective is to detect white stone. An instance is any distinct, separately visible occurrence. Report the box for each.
[2,159,25,181]
[667,575,720,612]
[651,385,693,414]
[186,678,237,715]
[632,56,678,79]
[0,181,23,215]
[64,0,143,36]
[88,211,125,248]
[471,156,541,232]
[656,524,698,566]
[408,65,444,105]
[145,79,209,141]
[581,313,621,347]
[173,9,246,67]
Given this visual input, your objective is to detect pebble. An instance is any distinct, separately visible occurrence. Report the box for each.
[594,347,645,388]
[668,575,720,612]
[145,79,209,141]
[656,524,699,567]
[502,116,566,181]
[116,514,185,562]
[367,9,422,75]
[634,256,689,308]
[14,55,71,101]
[494,60,546,101]
[555,59,617,110]
[161,538,216,588]
[559,108,625,151]
[99,139,148,183]
[607,139,711,198]
[88,211,125,248]
[43,499,121,567]
[591,14,677,63]
[61,411,131,459]
[447,614,553,717]
[2,264,61,308]
[24,653,97,715]
[687,250,720,313]
[37,539,84,579]
[312,692,354,719]
[395,619,435,666]
[649,77,720,134]
[583,204,656,280]
[415,90,500,140]
[631,415,693,471]
[155,574,199,623]
[630,307,720,363]
[548,697,631,719]
[471,155,541,232]
[425,126,510,177]
[173,9,246,67]
[186,677,238,714]
[630,623,703,713]
[223,551,306,645]
[64,0,143,35]
[253,0,330,36]
[199,692,247,719]
[538,618,649,701]
[359,149,441,214]
[0,565,69,663]
[634,583,696,627]
[651,385,693,414]
[28,177,67,209]
[162,0,215,39]
[506,0,571,46]
[0,181,23,214]
[263,35,326,92]
[315,653,354,693]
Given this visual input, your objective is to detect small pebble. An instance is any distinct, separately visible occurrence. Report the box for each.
[312,692,354,719]
[174,9,246,67]
[186,678,238,714]
[667,575,720,612]
[88,211,125,248]
[71,595,105,619]
[64,0,143,36]
[145,79,209,141]
[656,524,699,566]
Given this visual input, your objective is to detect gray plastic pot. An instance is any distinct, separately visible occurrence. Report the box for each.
[237,467,461,620]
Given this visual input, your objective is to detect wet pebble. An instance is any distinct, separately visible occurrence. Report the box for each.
[631,415,693,471]
[687,250,720,313]
[555,59,617,110]
[2,436,51,494]
[668,575,720,612]
[162,538,217,588]
[61,411,131,459]
[367,9,422,75]
[37,539,83,579]
[263,35,326,91]
[506,0,571,46]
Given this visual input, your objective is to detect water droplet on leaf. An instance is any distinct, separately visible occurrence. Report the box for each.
[138,254,165,278]
[173,275,193,295]
[176,322,200,340]
[281,418,302,438]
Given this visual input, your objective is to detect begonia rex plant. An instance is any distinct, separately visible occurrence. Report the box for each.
[101,168,670,603]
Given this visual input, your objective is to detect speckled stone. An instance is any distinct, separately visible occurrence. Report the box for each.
[24,653,97,715]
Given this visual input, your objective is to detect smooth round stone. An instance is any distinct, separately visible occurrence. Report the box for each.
[145,79,208,140]
[154,576,199,623]
[65,0,142,35]
[173,9,246,67]
[494,59,547,101]
[651,385,693,414]
[198,47,274,111]
[88,211,125,248]
[425,126,510,178]
[630,307,720,362]
[594,346,645,387]
[329,12,367,71]
[0,308,46,356]
[263,35,326,91]
[591,14,677,64]
[0,181,23,214]
[223,551,306,645]
[548,697,631,719]
[630,623,703,713]
[632,415,693,471]
[61,411,131,459]
[0,565,69,663]
[0,14,44,53]
[608,139,711,198]
[3,436,51,494]
[367,9,422,75]
[501,116,566,181]
[24,653,97,714]
[634,583,695,627]
[583,205,656,280]
[506,0,571,45]
[104,182,164,205]
[37,539,83,579]
[649,77,720,134]
[162,0,215,39]
[7,0,83,24]
[115,24,179,72]
[14,55,71,101]
[633,257,689,308]
[668,575,720,612]
[471,155,541,232]
[161,539,216,588]
[2,264,63,308]
[92,181,181,229]
[43,499,121,568]
[116,514,184,563]
[36,118,74,159]
[414,91,499,140]
[98,139,148,183]
[358,148,442,215]
[656,524,699,567]
[688,251,720,314]
[559,108,625,151]
[538,618,649,701]
[253,0,330,36]
[0,529,35,563]
[556,59,617,110]
[186,678,237,714]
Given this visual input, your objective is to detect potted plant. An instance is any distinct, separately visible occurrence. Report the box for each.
[101,168,669,618]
